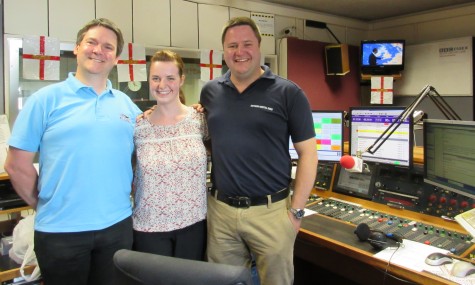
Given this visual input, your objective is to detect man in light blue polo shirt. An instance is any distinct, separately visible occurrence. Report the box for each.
[4,18,141,285]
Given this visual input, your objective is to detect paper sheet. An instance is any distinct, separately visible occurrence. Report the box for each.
[374,239,475,284]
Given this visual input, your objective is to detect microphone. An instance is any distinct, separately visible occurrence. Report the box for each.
[340,155,365,173]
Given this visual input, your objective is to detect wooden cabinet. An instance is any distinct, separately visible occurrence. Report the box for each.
[4,0,48,36]
[49,0,95,42]
[171,0,198,49]
[198,4,229,50]
[133,0,170,46]
[96,0,133,43]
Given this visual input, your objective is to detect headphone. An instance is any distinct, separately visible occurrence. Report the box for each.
[354,223,402,250]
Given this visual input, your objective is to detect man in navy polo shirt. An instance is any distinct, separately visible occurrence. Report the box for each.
[200,16,318,285]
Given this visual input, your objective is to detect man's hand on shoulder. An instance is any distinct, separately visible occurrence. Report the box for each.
[191,103,205,113]
[136,105,156,122]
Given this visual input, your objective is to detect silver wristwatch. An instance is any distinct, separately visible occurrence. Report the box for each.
[289,208,305,219]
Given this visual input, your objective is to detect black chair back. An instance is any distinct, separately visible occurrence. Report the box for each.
[113,249,252,285]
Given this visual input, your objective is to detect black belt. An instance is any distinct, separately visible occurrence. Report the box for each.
[210,188,289,208]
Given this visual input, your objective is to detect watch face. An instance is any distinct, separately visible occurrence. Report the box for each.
[128,81,142,92]
[291,208,305,219]
[296,209,305,218]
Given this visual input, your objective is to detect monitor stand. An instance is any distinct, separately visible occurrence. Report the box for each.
[361,73,401,80]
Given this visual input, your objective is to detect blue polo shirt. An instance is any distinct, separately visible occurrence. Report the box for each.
[9,73,142,232]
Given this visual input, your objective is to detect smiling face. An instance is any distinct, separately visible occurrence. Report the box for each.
[74,26,119,81]
[223,25,262,84]
[149,61,184,105]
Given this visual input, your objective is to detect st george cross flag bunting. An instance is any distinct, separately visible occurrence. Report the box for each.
[200,50,223,82]
[22,35,60,81]
[117,43,147,83]
[371,76,394,104]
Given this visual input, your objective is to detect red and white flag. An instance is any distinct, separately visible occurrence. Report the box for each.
[22,35,60,80]
[200,50,222,82]
[117,43,147,83]
[371,76,393,104]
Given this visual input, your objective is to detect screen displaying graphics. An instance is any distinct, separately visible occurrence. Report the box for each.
[424,119,475,199]
[289,111,344,162]
[349,106,413,168]
[360,40,405,75]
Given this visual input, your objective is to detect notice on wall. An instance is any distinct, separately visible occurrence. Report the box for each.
[250,12,275,56]
[394,37,473,96]
[251,12,274,37]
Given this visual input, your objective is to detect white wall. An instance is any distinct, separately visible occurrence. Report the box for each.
[367,3,475,44]
[5,0,475,55]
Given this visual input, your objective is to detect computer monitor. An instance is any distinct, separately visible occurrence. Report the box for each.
[423,119,475,199]
[289,110,344,162]
[349,106,413,168]
[332,164,376,200]
[360,39,405,75]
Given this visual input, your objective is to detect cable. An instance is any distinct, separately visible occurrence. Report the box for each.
[325,27,341,44]
[379,244,418,285]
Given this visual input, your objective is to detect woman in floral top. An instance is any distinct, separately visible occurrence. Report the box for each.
[132,50,208,260]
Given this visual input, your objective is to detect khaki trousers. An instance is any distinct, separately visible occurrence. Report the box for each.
[207,192,297,285]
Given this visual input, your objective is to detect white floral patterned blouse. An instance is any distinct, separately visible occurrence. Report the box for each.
[132,107,208,232]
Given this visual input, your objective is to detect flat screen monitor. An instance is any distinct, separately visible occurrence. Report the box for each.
[349,106,413,168]
[360,40,405,75]
[289,110,344,162]
[424,119,475,199]
[333,164,376,200]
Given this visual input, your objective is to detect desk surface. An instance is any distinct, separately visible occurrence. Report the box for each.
[298,214,457,285]
[297,189,473,285]
[0,255,34,282]
[0,173,34,282]
[0,173,9,181]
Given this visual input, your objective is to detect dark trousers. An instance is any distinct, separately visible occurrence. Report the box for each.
[34,216,133,285]
[133,219,206,261]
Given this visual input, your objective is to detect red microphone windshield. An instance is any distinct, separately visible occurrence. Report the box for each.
[340,155,355,169]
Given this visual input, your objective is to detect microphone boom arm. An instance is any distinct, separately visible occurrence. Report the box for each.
[363,85,461,156]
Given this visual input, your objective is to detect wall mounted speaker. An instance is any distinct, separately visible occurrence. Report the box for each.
[325,44,350,75]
